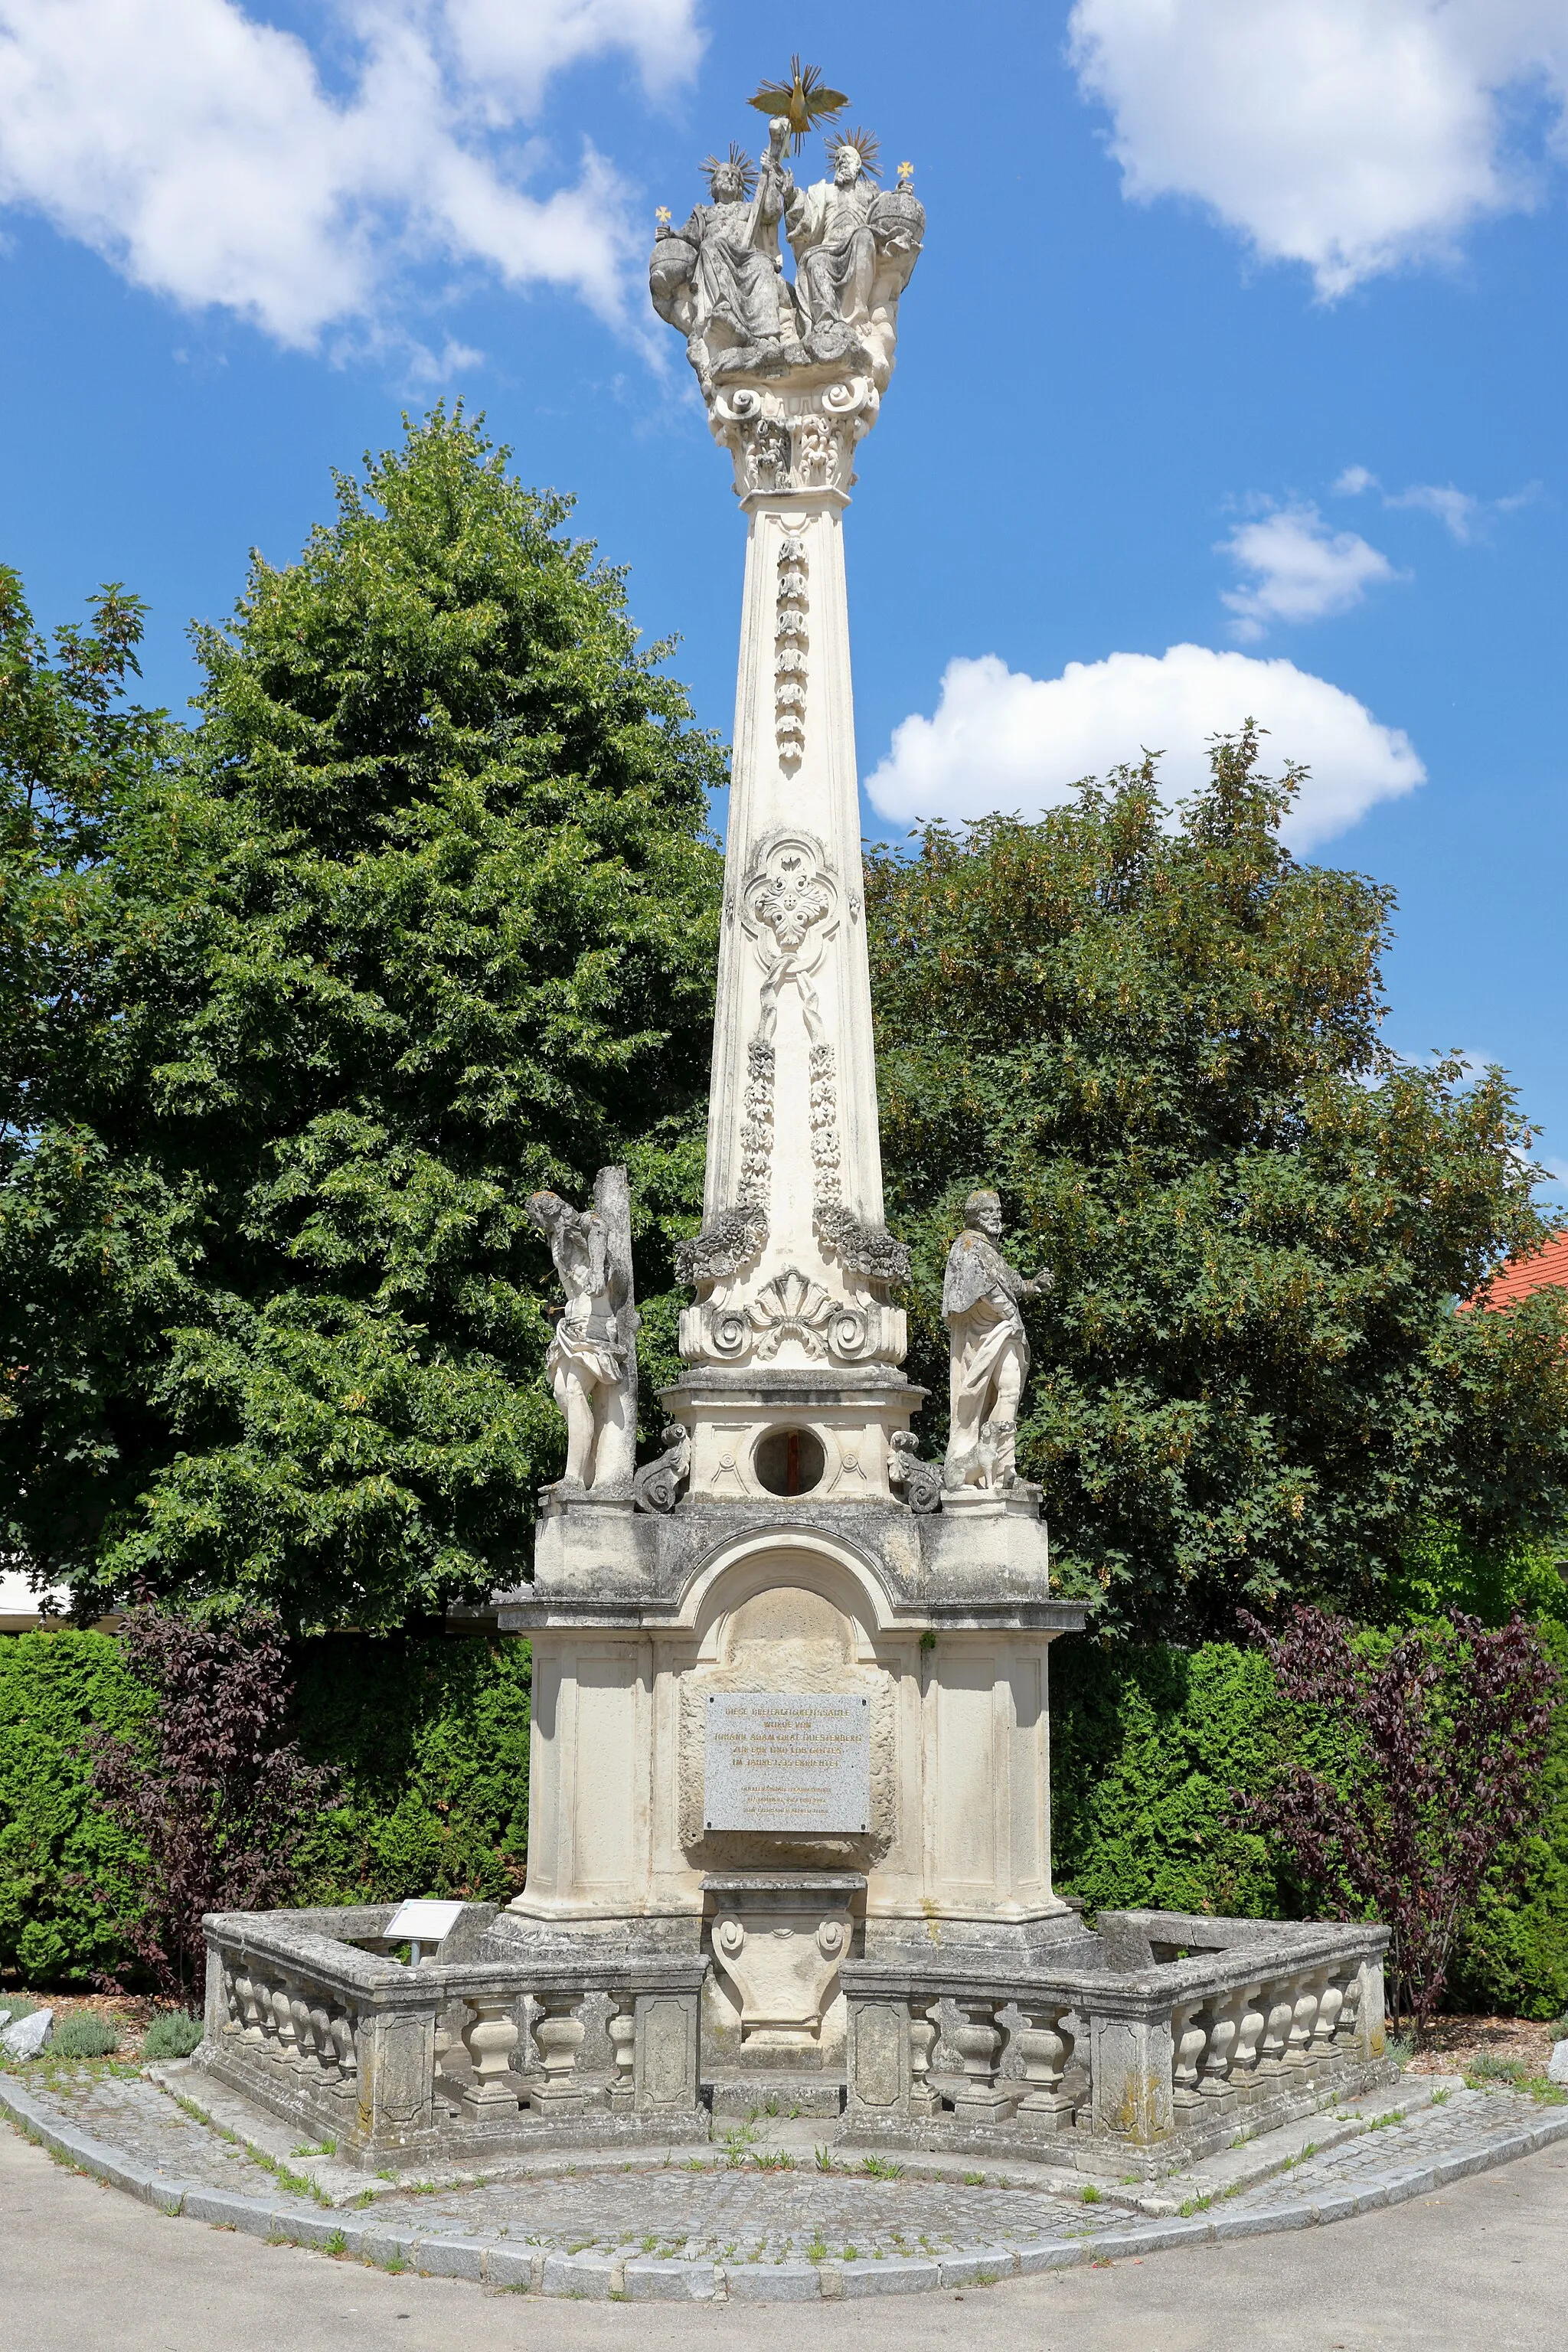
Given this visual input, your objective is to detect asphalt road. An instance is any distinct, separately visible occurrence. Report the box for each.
[2,2121,1560,2352]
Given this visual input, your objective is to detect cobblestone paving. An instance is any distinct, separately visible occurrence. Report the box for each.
[5,2063,1565,2287]
[7,2067,290,2202]
[1210,2086,1553,2217]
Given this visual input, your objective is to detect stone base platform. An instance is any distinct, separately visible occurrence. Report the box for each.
[5,2056,1566,2302]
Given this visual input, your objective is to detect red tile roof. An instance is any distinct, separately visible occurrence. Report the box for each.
[1466,1231,1568,1311]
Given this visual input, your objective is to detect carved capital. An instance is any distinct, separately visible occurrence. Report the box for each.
[709,374,878,502]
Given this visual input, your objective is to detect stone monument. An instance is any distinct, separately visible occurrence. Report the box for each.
[490,92,1089,2108]
[197,80,1391,2177]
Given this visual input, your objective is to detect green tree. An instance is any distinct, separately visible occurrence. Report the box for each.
[0,409,724,1628]
[867,735,1568,1642]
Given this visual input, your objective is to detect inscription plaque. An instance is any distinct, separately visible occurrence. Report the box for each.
[704,1691,871,1833]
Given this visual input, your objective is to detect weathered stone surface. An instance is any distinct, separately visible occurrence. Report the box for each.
[1,2007,51,2059]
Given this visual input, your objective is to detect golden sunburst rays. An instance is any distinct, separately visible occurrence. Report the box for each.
[748,56,849,152]
[825,123,881,179]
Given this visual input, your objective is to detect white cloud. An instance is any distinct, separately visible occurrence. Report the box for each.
[1068,0,1568,295]
[1334,463,1542,543]
[1386,482,1483,541]
[1220,504,1399,639]
[865,645,1425,851]
[446,0,701,116]
[0,0,703,349]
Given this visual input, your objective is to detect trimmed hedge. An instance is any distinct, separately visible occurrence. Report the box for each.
[0,1629,154,1986]
[289,1632,531,1908]
[0,1626,530,1989]
[1048,1624,1568,2021]
[2,1620,1563,2017]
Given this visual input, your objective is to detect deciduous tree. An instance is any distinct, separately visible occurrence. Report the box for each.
[867,736,1568,1638]
[0,409,723,1628]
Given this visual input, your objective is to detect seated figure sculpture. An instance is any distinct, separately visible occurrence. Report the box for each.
[942,1189,1051,1492]
[649,120,800,384]
[786,132,880,358]
[528,1184,636,1490]
[649,118,923,397]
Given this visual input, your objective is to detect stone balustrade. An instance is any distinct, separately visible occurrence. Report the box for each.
[199,1906,707,2164]
[840,1911,1390,2171]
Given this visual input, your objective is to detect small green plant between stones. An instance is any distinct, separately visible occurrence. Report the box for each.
[50,2014,120,2060]
[962,2171,985,2187]
[1080,2184,1102,2204]
[805,2230,828,2263]
[859,2154,903,2178]
[142,2011,204,2061]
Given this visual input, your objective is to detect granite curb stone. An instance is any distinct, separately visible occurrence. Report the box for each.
[1210,2203,1315,2241]
[410,2236,489,2282]
[623,2256,720,2300]
[481,2246,539,2291]
[722,2261,829,2301]
[540,2250,621,2298]
[837,2256,942,2295]
[939,2248,1019,2285]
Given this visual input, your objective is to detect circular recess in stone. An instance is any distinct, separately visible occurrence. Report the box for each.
[753,1426,827,1497]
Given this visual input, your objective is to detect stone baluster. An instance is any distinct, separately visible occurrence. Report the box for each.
[332,2009,360,2109]
[1012,2004,1076,2130]
[607,1997,636,2116]
[233,1967,264,2043]
[1232,1985,1266,2099]
[909,2004,940,2118]
[433,2005,456,2090]
[1253,1981,1295,2086]
[531,1993,587,2116]
[459,1998,522,2113]
[290,1988,319,2077]
[951,1998,1013,2118]
[1285,1971,1321,2079]
[1334,1968,1361,2050]
[272,1980,301,2070]
[219,1958,241,2037]
[1311,1969,1344,2070]
[1198,1990,1245,2119]
[309,1996,340,2083]
[1171,1998,1210,2118]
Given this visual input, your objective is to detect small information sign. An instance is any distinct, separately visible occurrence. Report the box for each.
[704,1691,871,1834]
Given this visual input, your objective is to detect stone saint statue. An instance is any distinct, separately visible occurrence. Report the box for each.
[942,1191,1050,1492]
[787,137,878,339]
[528,1169,639,1491]
[650,121,799,383]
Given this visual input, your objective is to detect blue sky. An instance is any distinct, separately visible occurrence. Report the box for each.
[2,0,1565,1204]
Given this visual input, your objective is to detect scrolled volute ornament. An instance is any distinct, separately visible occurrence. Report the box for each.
[632,1424,691,1515]
[888,1430,942,1515]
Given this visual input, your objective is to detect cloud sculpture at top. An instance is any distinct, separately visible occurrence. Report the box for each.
[864,646,1426,852]
[0,0,705,350]
[1069,0,1568,295]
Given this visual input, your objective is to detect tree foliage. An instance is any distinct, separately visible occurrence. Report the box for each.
[87,1602,338,2000]
[0,410,724,1628]
[1239,1604,1560,2034]
[867,737,1568,1640]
